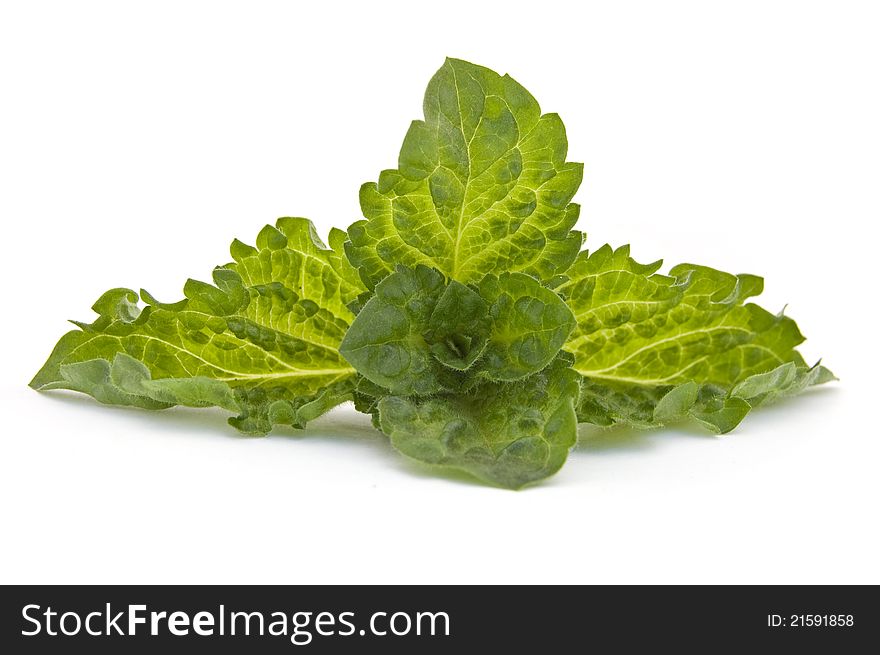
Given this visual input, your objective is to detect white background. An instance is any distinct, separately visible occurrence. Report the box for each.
[1,0,877,584]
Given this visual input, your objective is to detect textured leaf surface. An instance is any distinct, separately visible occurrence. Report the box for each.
[338,265,575,396]
[31,218,365,434]
[377,355,580,489]
[561,245,834,432]
[346,58,584,288]
[29,56,835,488]
[578,361,835,433]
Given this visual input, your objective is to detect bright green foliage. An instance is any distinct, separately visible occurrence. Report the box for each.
[578,361,835,433]
[31,218,365,434]
[339,58,587,487]
[340,262,581,488]
[346,58,584,289]
[560,245,835,432]
[372,355,580,489]
[339,265,575,396]
[31,58,835,488]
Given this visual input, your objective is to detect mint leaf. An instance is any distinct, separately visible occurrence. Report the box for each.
[578,362,834,433]
[425,279,491,371]
[31,218,365,434]
[346,58,584,288]
[31,57,835,488]
[475,272,575,380]
[339,265,447,396]
[561,245,835,432]
[339,58,585,488]
[377,355,580,489]
[338,265,575,396]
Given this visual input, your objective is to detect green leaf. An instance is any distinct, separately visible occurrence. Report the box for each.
[425,279,491,371]
[31,218,365,434]
[29,57,836,489]
[346,58,584,288]
[562,245,835,432]
[578,361,834,434]
[475,272,575,380]
[338,265,447,396]
[377,355,581,489]
[338,265,575,395]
